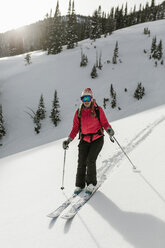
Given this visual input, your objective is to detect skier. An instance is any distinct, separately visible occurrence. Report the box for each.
[63,88,114,194]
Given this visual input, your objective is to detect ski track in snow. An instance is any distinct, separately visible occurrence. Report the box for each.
[100,115,165,175]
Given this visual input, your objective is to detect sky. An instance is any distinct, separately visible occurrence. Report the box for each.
[0,0,164,33]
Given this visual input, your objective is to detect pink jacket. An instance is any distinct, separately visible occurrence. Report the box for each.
[69,106,111,143]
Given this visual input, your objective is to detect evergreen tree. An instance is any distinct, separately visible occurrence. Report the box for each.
[123,3,128,27]
[112,41,119,64]
[111,91,116,108]
[110,84,114,98]
[66,0,78,49]
[103,98,109,109]
[134,82,145,100]
[150,0,157,21]
[105,7,115,35]
[0,105,6,140]
[110,84,116,108]
[90,65,98,78]
[80,49,88,66]
[24,53,32,65]
[157,39,163,60]
[34,114,41,134]
[114,5,124,30]
[84,18,91,39]
[50,90,61,126]
[48,1,63,54]
[151,36,157,57]
[47,9,54,51]
[90,8,102,40]
[98,51,103,70]
[36,94,46,120]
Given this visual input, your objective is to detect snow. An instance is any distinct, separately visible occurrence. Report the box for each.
[0,20,165,248]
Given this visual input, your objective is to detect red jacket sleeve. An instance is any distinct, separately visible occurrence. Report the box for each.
[99,106,112,131]
[69,110,79,140]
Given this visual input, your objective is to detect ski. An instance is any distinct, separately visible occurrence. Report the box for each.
[47,165,110,219]
[61,184,101,219]
[47,193,79,218]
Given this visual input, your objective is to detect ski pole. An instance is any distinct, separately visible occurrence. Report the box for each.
[110,136,140,173]
[61,149,67,190]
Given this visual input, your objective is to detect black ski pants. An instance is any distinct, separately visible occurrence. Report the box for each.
[76,136,104,188]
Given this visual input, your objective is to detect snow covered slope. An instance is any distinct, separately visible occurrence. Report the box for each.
[0,104,165,248]
[0,20,165,248]
[0,20,165,158]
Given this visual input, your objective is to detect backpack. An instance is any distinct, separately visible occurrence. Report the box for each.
[77,103,103,142]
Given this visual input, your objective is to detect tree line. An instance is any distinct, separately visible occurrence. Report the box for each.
[0,0,165,57]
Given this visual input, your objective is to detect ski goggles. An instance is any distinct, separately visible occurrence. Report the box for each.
[81,95,92,102]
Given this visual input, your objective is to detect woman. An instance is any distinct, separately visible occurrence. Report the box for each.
[63,88,114,194]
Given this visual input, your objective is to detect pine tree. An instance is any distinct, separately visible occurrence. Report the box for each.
[111,92,116,108]
[112,41,119,64]
[110,84,116,108]
[50,90,61,126]
[80,49,88,66]
[110,84,114,98]
[134,82,145,100]
[90,65,98,78]
[34,114,41,134]
[103,98,109,109]
[90,8,102,40]
[24,53,32,65]
[36,94,46,120]
[105,8,115,35]
[151,36,157,58]
[157,39,163,60]
[98,51,103,70]
[0,105,6,140]
[66,0,78,49]
[47,1,63,54]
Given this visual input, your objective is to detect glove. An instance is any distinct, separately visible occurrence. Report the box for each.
[106,127,115,137]
[62,137,72,150]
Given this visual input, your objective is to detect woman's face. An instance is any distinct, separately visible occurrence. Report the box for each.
[83,100,92,108]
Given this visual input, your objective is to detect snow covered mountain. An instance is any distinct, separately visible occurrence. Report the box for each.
[0,19,165,158]
[0,20,165,248]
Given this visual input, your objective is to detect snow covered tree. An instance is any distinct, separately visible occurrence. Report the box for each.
[103,98,109,109]
[90,65,98,78]
[112,41,119,64]
[144,27,150,36]
[134,82,145,100]
[50,90,61,126]
[47,1,63,54]
[0,105,6,140]
[150,37,163,61]
[80,49,88,66]
[34,114,41,134]
[110,84,117,108]
[36,94,46,120]
[66,0,78,49]
[157,39,163,60]
[151,36,157,59]
[110,84,114,98]
[24,53,32,65]
[90,7,102,41]
[111,92,116,108]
